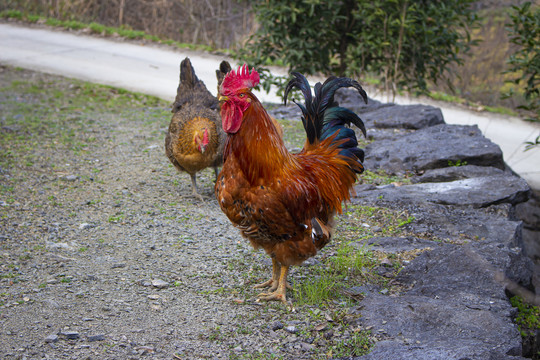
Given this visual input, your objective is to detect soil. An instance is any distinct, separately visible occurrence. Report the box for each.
[0,66,373,359]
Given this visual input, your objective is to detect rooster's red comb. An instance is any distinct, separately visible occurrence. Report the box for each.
[221,64,260,93]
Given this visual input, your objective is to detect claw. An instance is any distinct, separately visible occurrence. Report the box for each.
[256,264,290,305]
[258,290,287,304]
[254,279,274,289]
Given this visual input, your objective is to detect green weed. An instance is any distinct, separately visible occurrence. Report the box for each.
[510,296,540,337]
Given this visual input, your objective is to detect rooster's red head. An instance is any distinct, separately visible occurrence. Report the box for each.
[220,64,259,95]
[218,64,260,134]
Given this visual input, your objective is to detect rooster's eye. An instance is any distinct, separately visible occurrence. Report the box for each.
[239,93,245,98]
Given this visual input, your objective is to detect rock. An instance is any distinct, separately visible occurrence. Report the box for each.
[61,175,78,182]
[299,342,315,351]
[138,279,152,287]
[285,325,297,334]
[45,334,59,343]
[60,331,80,340]
[87,334,105,342]
[151,279,169,289]
[137,345,154,354]
[361,104,444,130]
[365,124,505,173]
[335,89,389,114]
[515,191,540,263]
[354,175,530,208]
[271,321,283,331]
[78,223,93,230]
[349,174,534,359]
[412,165,505,183]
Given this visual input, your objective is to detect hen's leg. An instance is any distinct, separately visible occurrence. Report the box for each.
[258,265,289,304]
[190,174,204,201]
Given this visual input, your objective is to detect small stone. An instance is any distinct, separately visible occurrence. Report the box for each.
[78,223,93,230]
[62,175,78,182]
[61,331,80,340]
[87,334,105,342]
[45,334,59,343]
[137,346,154,354]
[151,279,169,289]
[138,279,152,287]
[300,342,315,351]
[147,294,160,300]
[285,325,297,334]
[271,321,284,331]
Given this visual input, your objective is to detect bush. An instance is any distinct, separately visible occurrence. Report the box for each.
[504,2,540,122]
[238,0,479,98]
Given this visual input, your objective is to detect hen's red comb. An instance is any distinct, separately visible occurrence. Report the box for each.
[221,64,260,93]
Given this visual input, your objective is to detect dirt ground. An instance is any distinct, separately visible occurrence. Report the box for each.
[0,66,378,360]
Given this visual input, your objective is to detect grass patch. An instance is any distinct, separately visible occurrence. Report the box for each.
[510,296,540,338]
[361,169,412,186]
[292,204,416,306]
[329,329,373,358]
[294,268,343,306]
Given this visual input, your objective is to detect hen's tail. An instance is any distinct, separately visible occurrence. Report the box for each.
[172,57,218,113]
[284,73,367,174]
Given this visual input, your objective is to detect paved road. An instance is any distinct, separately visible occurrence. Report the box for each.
[1,22,539,189]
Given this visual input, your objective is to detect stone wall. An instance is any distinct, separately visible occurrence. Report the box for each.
[272,90,537,359]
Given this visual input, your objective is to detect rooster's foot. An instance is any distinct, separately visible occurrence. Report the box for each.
[257,290,287,304]
[254,279,275,290]
[254,279,292,292]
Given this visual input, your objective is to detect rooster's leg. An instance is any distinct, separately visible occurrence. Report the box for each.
[190,174,204,201]
[254,258,280,290]
[258,264,289,304]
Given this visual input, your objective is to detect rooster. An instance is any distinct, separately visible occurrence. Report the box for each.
[215,65,367,303]
[165,57,229,200]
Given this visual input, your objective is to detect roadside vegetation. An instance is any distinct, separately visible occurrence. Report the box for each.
[0,0,538,123]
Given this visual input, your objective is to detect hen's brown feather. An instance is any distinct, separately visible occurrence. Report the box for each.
[165,57,227,198]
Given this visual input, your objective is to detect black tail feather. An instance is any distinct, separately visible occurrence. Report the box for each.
[284,73,367,173]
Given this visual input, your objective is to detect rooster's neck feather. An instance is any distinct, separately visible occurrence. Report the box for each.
[225,100,291,184]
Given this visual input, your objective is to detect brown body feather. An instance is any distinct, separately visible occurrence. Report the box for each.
[216,67,366,303]
[216,99,356,266]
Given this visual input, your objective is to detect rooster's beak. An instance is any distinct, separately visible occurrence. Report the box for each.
[218,95,228,102]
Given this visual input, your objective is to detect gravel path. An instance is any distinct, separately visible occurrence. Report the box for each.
[0,67,373,359]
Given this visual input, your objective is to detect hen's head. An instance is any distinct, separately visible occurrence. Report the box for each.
[218,64,259,134]
[194,128,210,154]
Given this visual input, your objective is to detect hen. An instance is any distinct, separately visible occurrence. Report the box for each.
[215,65,367,303]
[165,57,230,200]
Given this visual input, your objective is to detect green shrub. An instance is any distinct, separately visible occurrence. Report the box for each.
[503,2,540,123]
[239,0,479,98]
